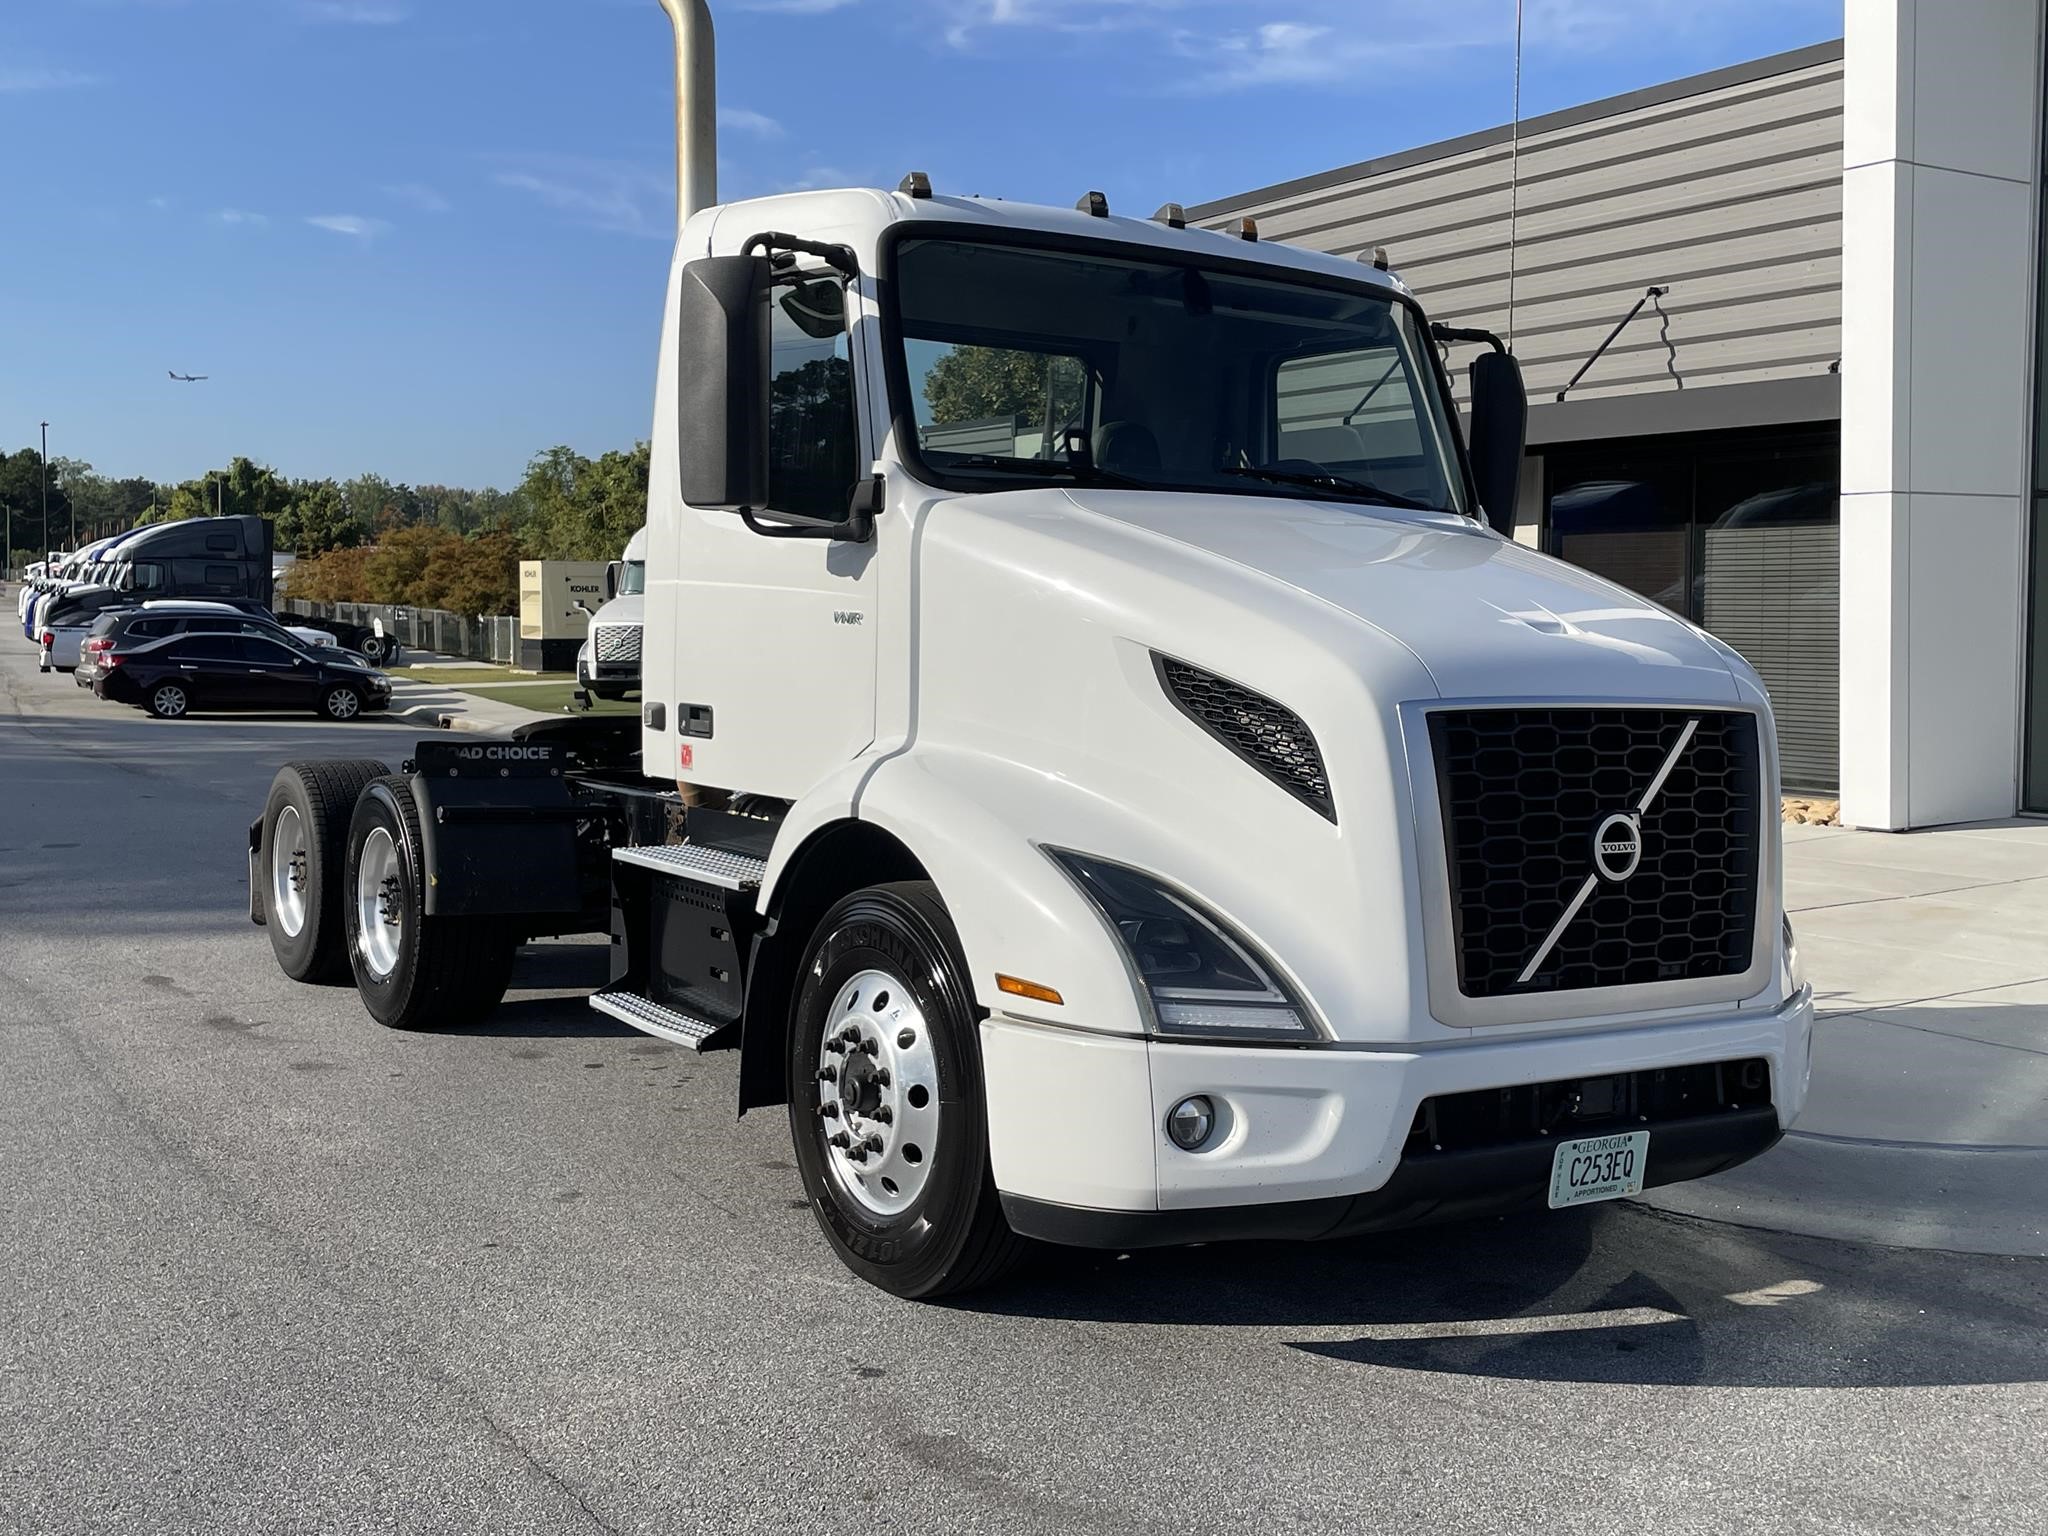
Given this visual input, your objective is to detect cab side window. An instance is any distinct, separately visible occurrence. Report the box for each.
[766,275,858,522]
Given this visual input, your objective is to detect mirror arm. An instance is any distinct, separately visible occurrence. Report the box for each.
[737,474,881,544]
[1431,322,1508,354]
[740,231,860,279]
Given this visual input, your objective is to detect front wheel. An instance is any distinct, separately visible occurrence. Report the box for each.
[788,882,1026,1299]
[147,682,190,719]
[343,778,517,1030]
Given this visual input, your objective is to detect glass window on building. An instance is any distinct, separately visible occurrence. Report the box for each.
[1545,427,1840,794]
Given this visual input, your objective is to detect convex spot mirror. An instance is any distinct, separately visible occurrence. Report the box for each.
[779,278,846,340]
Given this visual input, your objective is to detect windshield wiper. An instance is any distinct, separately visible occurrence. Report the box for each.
[1219,464,1446,513]
[949,454,1150,490]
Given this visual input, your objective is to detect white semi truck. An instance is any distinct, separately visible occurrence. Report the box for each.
[247,0,1812,1299]
[575,527,647,702]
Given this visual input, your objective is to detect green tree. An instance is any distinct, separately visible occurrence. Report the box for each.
[516,442,649,560]
[277,479,362,558]
[921,346,1082,433]
[0,447,72,557]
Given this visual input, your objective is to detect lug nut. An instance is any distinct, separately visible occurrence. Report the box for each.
[873,1069,891,1088]
[825,1039,846,1056]
[819,1103,840,1120]
[859,1039,879,1057]
[817,1066,837,1083]
[849,1147,869,1165]
[829,1131,851,1149]
[864,1135,884,1154]
[874,1106,893,1125]
[840,1027,862,1045]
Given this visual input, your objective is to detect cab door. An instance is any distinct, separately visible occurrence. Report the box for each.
[657,258,879,799]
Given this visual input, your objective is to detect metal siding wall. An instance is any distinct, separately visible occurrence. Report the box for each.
[1203,56,1844,410]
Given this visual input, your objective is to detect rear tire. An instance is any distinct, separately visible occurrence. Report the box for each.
[788,882,1027,1300]
[147,682,190,719]
[260,759,391,983]
[343,777,517,1030]
[359,635,388,665]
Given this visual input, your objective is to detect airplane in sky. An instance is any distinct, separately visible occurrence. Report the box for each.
[168,371,208,383]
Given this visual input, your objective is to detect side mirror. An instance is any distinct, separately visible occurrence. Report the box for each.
[604,561,622,601]
[678,254,772,511]
[1466,349,1527,539]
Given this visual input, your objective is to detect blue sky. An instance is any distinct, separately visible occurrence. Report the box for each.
[4,0,1841,491]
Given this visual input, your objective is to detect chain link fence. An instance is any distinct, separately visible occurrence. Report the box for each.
[282,599,520,665]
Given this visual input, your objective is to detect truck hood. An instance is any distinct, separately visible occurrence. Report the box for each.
[1059,489,1744,703]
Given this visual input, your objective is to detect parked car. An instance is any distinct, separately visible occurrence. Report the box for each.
[36,584,136,672]
[76,602,371,688]
[95,628,392,720]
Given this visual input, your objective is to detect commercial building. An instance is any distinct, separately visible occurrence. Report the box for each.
[1194,2,2047,829]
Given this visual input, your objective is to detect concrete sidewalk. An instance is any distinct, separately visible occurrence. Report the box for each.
[1651,818,2048,1256]
[386,677,557,734]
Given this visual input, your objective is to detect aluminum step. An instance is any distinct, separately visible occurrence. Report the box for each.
[612,840,767,891]
[588,985,730,1051]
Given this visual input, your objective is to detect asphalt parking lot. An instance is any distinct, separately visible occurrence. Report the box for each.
[2,639,2044,1536]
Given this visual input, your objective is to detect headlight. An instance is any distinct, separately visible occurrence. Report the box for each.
[1047,849,1325,1043]
[1782,914,1805,994]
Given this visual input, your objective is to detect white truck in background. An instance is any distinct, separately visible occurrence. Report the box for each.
[246,0,1812,1300]
[575,526,647,702]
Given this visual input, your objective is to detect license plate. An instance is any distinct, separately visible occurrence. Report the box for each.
[1547,1130,1649,1209]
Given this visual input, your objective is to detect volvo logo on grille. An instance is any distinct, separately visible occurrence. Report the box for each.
[1592,812,1643,882]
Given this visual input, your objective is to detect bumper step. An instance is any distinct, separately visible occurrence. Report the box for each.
[612,841,766,892]
[588,985,733,1051]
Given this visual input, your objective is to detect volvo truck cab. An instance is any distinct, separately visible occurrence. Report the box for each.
[576,527,647,702]
[246,0,1811,1300]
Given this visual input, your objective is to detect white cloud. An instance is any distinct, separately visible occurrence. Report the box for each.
[381,181,450,212]
[299,1,407,23]
[306,214,391,238]
[490,157,670,239]
[0,65,102,93]
[216,208,270,226]
[718,106,785,139]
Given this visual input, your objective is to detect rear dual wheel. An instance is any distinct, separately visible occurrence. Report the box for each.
[342,778,516,1031]
[261,760,392,982]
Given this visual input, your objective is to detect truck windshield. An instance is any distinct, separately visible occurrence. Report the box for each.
[620,560,646,597]
[890,235,1468,516]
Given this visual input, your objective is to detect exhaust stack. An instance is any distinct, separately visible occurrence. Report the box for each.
[657,0,717,229]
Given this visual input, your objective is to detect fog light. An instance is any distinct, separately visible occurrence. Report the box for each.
[1165,1095,1217,1152]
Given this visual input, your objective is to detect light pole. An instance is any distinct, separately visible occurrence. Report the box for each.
[40,421,50,555]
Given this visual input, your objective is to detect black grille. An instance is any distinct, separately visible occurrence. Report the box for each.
[1405,1059,1773,1155]
[1431,708,1762,997]
[1155,654,1334,821]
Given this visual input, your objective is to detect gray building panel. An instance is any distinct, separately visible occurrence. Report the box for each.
[1195,42,1845,417]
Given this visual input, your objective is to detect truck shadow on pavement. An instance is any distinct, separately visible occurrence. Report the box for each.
[467,942,636,1039]
[985,1203,2048,1390]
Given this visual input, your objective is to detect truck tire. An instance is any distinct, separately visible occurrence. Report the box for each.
[343,776,517,1031]
[359,633,389,665]
[788,881,1027,1299]
[261,759,392,983]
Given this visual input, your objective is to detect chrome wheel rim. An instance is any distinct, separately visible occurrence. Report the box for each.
[328,689,359,720]
[271,804,308,939]
[153,685,186,717]
[355,826,403,979]
[814,967,939,1217]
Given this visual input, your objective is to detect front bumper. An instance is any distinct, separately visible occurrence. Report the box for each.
[983,987,1813,1248]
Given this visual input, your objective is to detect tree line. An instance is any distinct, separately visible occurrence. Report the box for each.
[2,441,651,618]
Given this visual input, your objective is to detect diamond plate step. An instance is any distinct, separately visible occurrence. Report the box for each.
[588,985,731,1051]
[612,840,767,891]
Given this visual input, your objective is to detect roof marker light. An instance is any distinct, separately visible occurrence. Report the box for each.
[1371,246,1391,271]
[1238,217,1259,242]
[1153,202,1187,229]
[1076,190,1109,218]
[899,170,933,199]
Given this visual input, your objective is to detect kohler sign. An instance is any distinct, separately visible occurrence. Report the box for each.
[518,561,609,641]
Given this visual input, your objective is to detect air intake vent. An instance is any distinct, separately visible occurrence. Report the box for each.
[1154,654,1334,822]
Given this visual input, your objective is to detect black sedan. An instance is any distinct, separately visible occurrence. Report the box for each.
[95,630,393,720]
